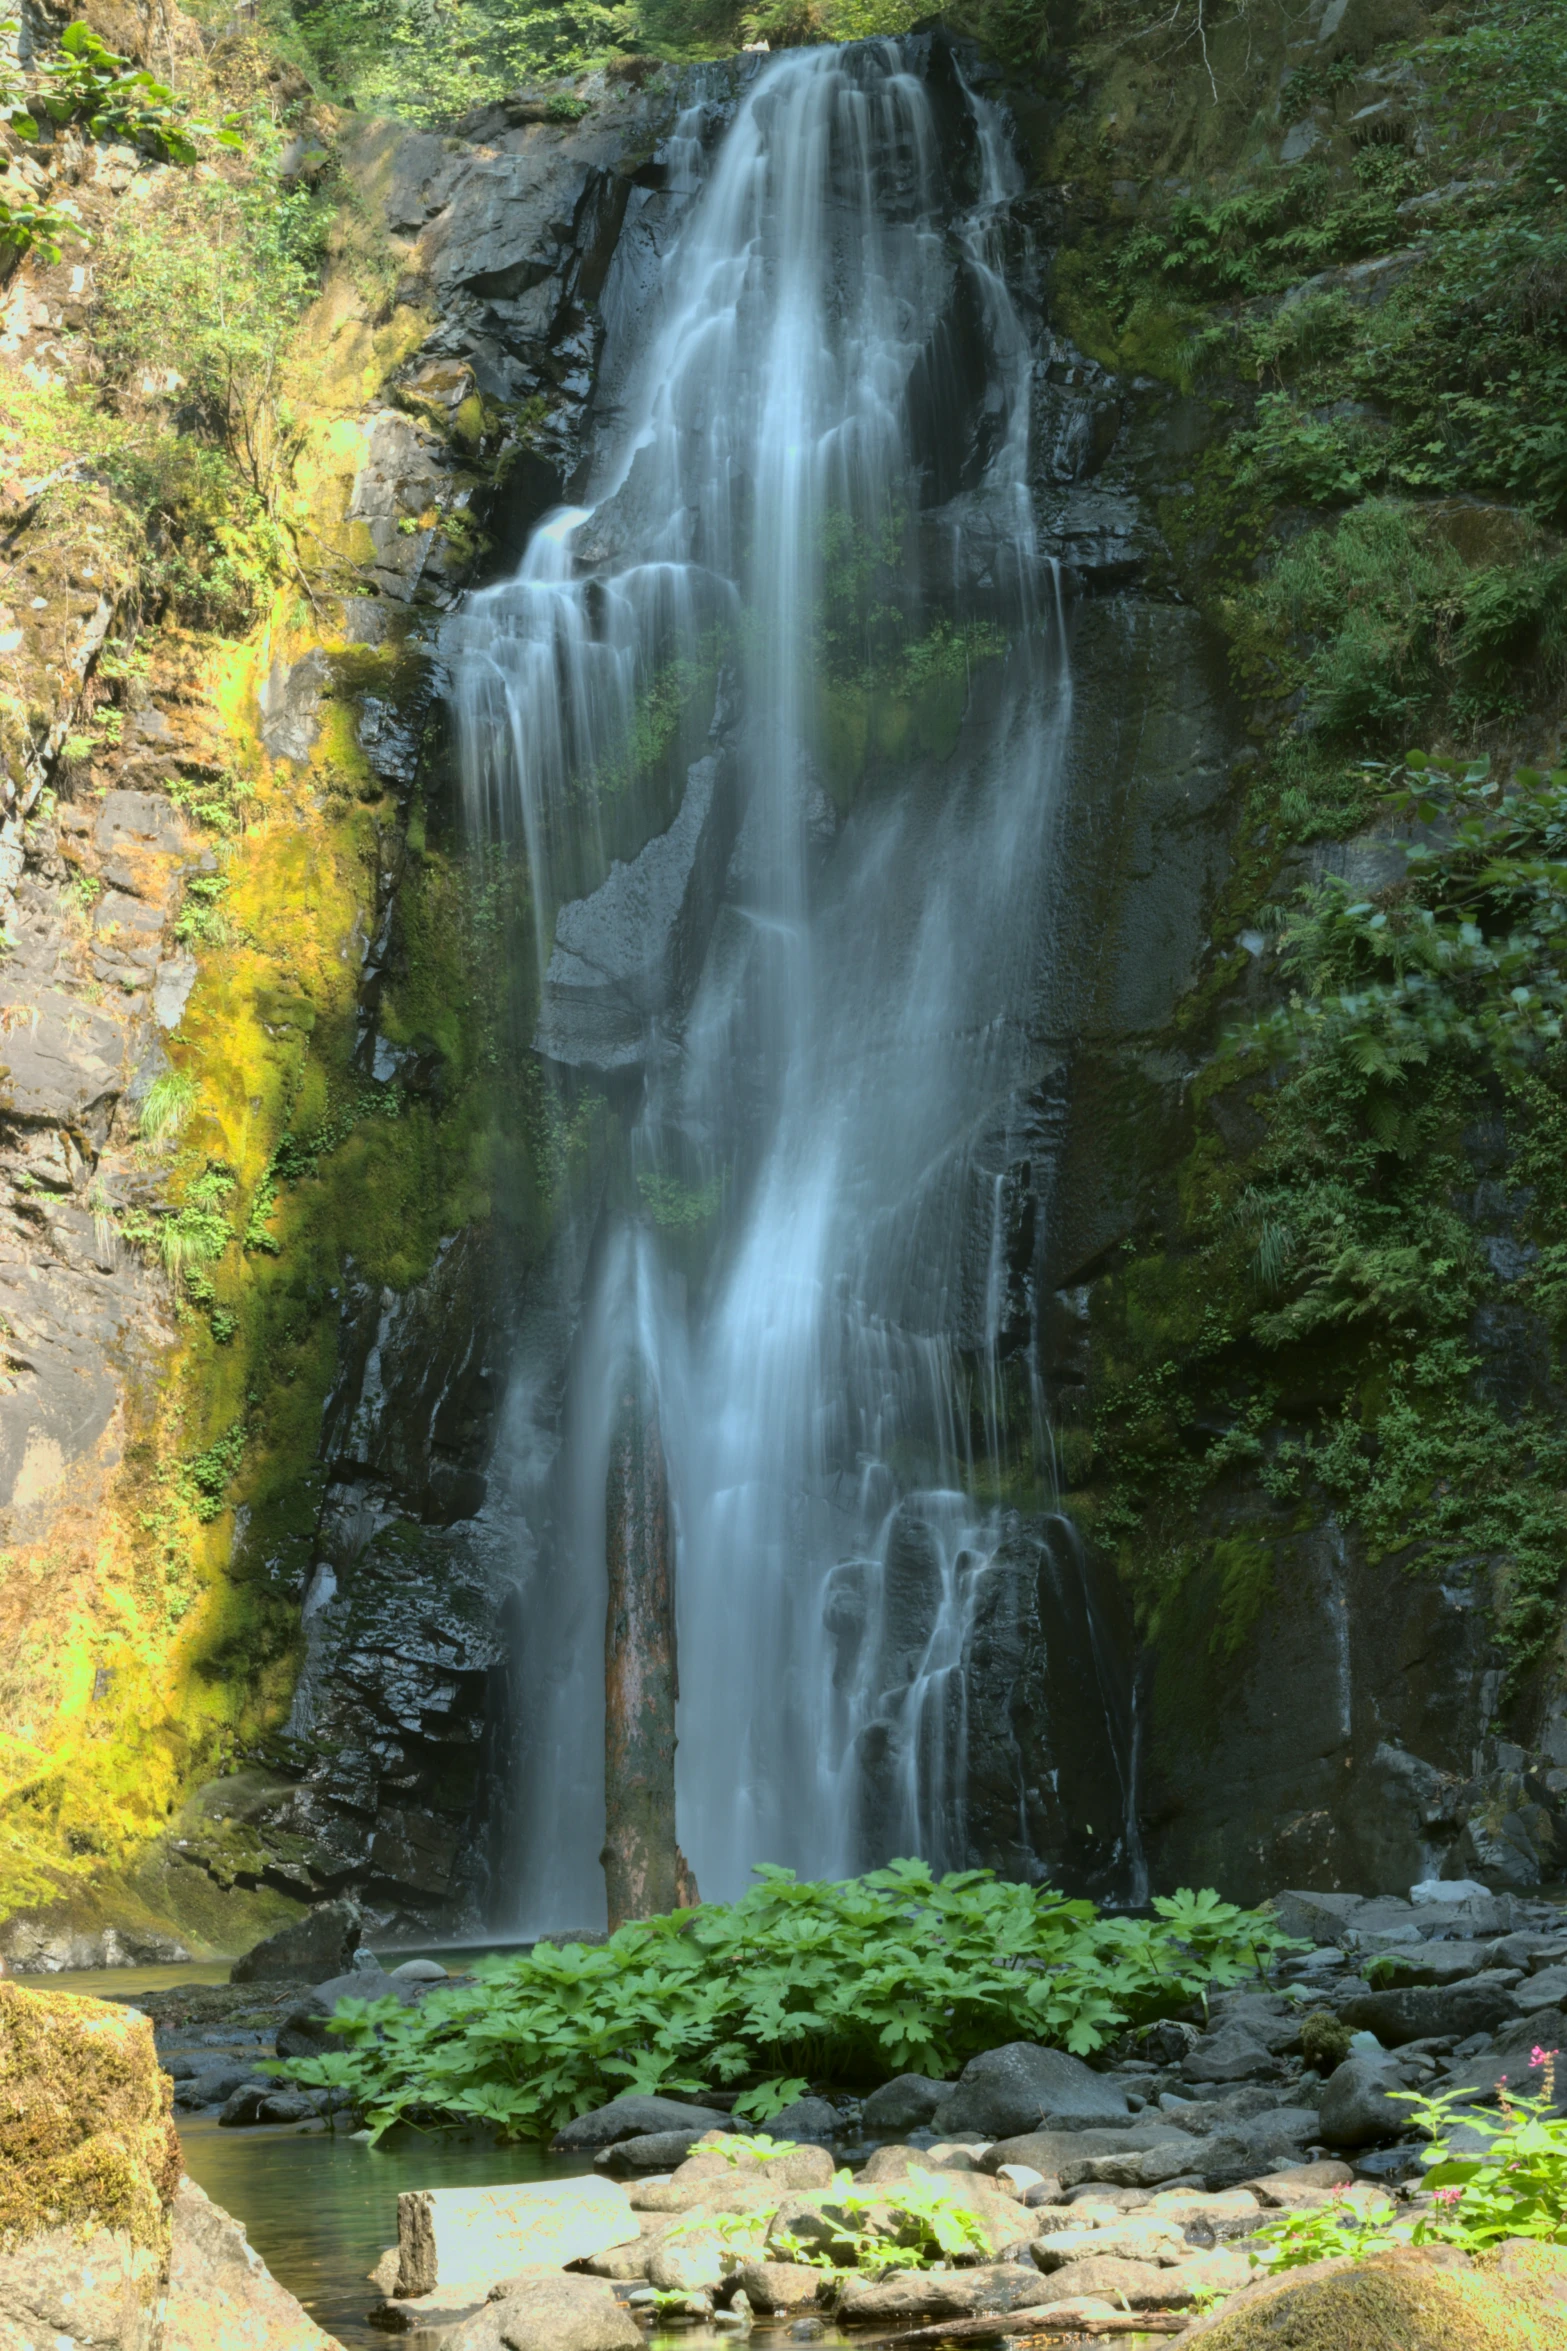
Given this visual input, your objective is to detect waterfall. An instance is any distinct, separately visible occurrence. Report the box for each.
[448,37,1139,1928]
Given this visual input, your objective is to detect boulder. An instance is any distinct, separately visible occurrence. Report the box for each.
[861,2074,952,2133]
[1370,1942,1496,1988]
[161,2177,342,2351]
[1511,1964,1567,2012]
[1032,2215,1186,2267]
[932,2044,1130,2139]
[274,1967,414,2061]
[218,2085,319,2127]
[731,2260,824,2312]
[647,2227,729,2293]
[1180,2023,1284,2084]
[759,2096,842,2142]
[1270,1890,1365,1945]
[1179,2237,1567,2347]
[1339,1974,1518,2048]
[395,2179,636,2297]
[629,2178,783,2218]
[551,2096,734,2152]
[1243,2160,1353,2205]
[1057,2131,1206,2190]
[229,1900,363,1985]
[449,2271,642,2351]
[0,1983,337,2351]
[1316,2059,1414,2148]
[594,2128,732,2169]
[1032,2254,1198,2308]
[983,2127,1161,2176]
[0,1979,180,2351]
[837,2262,1055,2325]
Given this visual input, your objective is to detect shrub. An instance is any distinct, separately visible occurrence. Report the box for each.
[273,1861,1296,2141]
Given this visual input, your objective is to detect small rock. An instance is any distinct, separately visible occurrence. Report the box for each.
[390,1958,450,1982]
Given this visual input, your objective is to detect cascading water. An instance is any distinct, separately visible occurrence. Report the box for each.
[448,36,1142,1929]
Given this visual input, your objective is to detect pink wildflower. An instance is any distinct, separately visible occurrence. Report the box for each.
[1530,2046,1559,2069]
[1433,2187,1462,2206]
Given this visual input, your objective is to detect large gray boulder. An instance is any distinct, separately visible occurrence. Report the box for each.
[552,2095,735,2152]
[933,2043,1130,2139]
[230,1899,363,1985]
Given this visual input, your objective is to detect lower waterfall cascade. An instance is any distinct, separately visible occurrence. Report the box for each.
[447,35,1143,1929]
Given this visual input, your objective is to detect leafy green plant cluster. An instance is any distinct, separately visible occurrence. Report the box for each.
[1227,503,1565,746]
[28,21,241,163]
[1257,2059,1567,2268]
[1085,754,1567,1674]
[1249,754,1567,1075]
[273,1860,1293,2141]
[0,18,242,260]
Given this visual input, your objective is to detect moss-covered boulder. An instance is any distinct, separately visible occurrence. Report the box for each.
[1187,2240,1567,2349]
[0,1982,179,2254]
[0,1981,181,2348]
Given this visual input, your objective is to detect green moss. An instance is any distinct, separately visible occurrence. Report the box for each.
[0,1983,179,2253]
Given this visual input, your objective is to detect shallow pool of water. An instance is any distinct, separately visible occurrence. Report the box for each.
[177,2115,597,2347]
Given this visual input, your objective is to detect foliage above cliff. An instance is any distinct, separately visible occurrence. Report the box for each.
[275,1860,1293,2137]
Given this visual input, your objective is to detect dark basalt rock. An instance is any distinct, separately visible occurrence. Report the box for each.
[932,2042,1131,2139]
[552,2095,734,2152]
[1338,1974,1520,2049]
[861,2074,952,2133]
[229,1897,363,1985]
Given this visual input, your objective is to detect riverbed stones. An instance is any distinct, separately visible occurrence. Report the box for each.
[395,2179,636,2298]
[932,2042,1131,2138]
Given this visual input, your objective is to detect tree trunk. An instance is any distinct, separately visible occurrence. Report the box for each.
[602,1364,697,1928]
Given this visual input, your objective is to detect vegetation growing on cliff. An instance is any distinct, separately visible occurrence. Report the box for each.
[1033,0,1567,1729]
[275,1860,1293,2137]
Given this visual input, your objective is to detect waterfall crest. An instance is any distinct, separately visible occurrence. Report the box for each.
[448,36,1141,1927]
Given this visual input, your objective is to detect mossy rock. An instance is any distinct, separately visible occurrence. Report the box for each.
[1188,2240,1567,2349]
[0,1983,180,2254]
